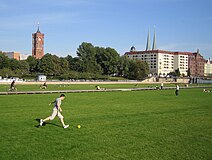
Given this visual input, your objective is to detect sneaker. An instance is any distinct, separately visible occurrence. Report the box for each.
[40,119,44,126]
[63,125,69,129]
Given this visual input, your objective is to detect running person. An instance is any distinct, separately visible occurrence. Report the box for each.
[40,94,69,129]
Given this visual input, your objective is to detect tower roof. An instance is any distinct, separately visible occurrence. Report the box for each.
[152,30,157,50]
[146,31,151,51]
[36,22,41,33]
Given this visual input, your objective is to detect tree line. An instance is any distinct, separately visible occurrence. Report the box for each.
[0,42,149,80]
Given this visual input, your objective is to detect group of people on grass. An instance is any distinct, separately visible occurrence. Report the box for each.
[203,89,211,93]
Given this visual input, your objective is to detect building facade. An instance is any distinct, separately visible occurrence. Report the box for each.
[32,24,44,59]
[125,50,190,76]
[125,31,209,77]
[188,50,205,77]
[4,52,20,60]
[204,58,212,76]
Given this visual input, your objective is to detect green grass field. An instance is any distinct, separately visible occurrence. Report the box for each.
[0,83,159,92]
[0,88,211,160]
[0,83,211,92]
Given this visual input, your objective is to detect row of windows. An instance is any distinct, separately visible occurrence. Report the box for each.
[180,64,188,67]
[162,67,174,69]
[141,58,156,61]
[150,66,157,68]
[180,61,188,63]
[163,55,174,57]
[133,55,156,57]
[149,63,157,66]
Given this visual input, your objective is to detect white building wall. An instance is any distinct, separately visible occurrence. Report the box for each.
[20,54,29,60]
[174,54,188,76]
[204,60,212,76]
[127,51,189,76]
[158,53,174,76]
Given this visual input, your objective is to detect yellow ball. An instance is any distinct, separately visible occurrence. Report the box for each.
[77,125,81,128]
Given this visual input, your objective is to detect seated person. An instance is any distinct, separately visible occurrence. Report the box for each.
[40,82,47,89]
[96,85,101,90]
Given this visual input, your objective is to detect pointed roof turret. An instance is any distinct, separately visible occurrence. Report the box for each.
[146,30,151,51]
[152,30,157,50]
[36,22,41,33]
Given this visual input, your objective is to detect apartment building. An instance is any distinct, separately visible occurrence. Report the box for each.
[204,58,212,76]
[125,50,190,76]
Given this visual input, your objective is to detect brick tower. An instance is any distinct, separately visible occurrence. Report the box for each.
[32,23,44,59]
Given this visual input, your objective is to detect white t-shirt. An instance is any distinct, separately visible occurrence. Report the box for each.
[54,98,61,109]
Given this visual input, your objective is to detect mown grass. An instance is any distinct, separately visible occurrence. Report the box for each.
[0,88,211,160]
[0,83,212,92]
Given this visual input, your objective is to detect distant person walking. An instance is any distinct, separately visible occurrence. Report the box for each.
[175,84,179,96]
[40,94,69,129]
[160,82,164,90]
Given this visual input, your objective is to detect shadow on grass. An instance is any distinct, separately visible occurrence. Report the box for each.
[35,119,62,128]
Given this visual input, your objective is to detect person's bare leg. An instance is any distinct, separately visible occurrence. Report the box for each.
[43,116,51,122]
[40,116,51,126]
[60,118,65,127]
[60,118,69,128]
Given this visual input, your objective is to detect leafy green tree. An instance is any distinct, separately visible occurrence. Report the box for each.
[8,59,20,71]
[20,60,30,73]
[96,47,120,75]
[77,42,102,73]
[66,55,82,71]
[59,57,69,74]
[39,53,57,75]
[26,56,38,72]
[0,68,14,77]
[118,55,130,77]
[168,68,181,77]
[0,53,10,69]
[128,60,149,80]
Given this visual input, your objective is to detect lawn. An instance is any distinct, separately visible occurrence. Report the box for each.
[0,88,211,160]
[1,83,212,92]
[0,83,159,92]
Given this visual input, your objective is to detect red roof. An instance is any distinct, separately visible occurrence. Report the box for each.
[125,49,194,55]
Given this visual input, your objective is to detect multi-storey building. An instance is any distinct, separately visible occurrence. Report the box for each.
[4,52,20,60]
[126,31,191,76]
[204,58,212,76]
[125,50,190,76]
[32,23,44,59]
[188,50,205,77]
[125,32,209,77]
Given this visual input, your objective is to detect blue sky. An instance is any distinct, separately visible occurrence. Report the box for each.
[0,0,212,58]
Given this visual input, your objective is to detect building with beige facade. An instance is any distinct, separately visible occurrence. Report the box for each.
[4,52,20,60]
[125,31,191,76]
[126,49,190,76]
[204,58,212,76]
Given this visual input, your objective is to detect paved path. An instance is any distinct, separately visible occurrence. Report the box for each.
[0,86,211,95]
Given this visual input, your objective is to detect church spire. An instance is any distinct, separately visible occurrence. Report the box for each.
[37,22,41,33]
[152,30,157,50]
[146,30,151,51]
